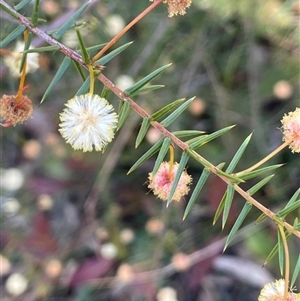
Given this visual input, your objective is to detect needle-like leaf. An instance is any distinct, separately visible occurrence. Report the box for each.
[213,192,227,225]
[237,164,283,180]
[291,254,300,288]
[225,133,252,173]
[129,85,164,97]
[183,168,210,221]
[223,202,252,251]
[161,97,195,127]
[40,57,71,103]
[117,102,131,131]
[75,25,90,64]
[135,117,151,148]
[124,64,172,97]
[52,0,91,39]
[166,152,190,207]
[151,98,185,121]
[189,125,235,150]
[127,138,164,174]
[276,200,300,218]
[76,76,90,96]
[0,25,26,48]
[14,0,32,10]
[31,0,40,26]
[277,229,284,276]
[152,138,171,175]
[222,184,235,229]
[96,42,133,65]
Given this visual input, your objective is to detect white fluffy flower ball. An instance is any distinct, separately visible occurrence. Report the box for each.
[59,94,118,152]
[4,41,39,77]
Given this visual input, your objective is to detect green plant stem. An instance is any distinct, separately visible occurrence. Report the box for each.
[91,0,163,62]
[278,224,290,299]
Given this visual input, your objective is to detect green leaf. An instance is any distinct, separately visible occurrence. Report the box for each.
[97,41,133,65]
[24,45,60,53]
[47,22,87,35]
[238,164,283,180]
[222,184,235,229]
[124,63,172,97]
[117,102,131,130]
[135,118,151,148]
[52,1,91,39]
[276,200,300,218]
[130,85,165,97]
[31,0,40,26]
[40,57,71,103]
[173,130,206,139]
[72,60,86,81]
[247,175,274,196]
[224,202,252,251]
[264,243,278,267]
[161,97,195,127]
[127,138,164,174]
[215,169,244,184]
[85,43,107,55]
[0,25,26,48]
[216,162,226,170]
[14,0,32,10]
[263,231,291,266]
[291,254,300,288]
[225,133,252,173]
[213,191,227,225]
[285,188,300,209]
[255,212,267,224]
[152,138,172,175]
[76,76,90,96]
[277,230,284,276]
[75,25,90,63]
[183,168,210,221]
[166,152,190,207]
[100,86,110,99]
[294,217,300,230]
[151,98,185,121]
[189,125,235,149]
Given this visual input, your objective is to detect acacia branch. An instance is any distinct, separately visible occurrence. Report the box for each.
[1,0,299,238]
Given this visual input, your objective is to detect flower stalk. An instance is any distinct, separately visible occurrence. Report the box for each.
[235,141,290,177]
[16,31,28,102]
[278,224,290,299]
[88,65,95,95]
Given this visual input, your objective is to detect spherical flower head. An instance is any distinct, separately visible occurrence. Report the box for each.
[59,93,118,152]
[0,94,33,126]
[148,161,192,202]
[4,41,39,77]
[281,107,300,153]
[258,279,300,301]
[150,0,192,17]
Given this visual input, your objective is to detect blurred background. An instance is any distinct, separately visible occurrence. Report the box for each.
[0,0,299,300]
